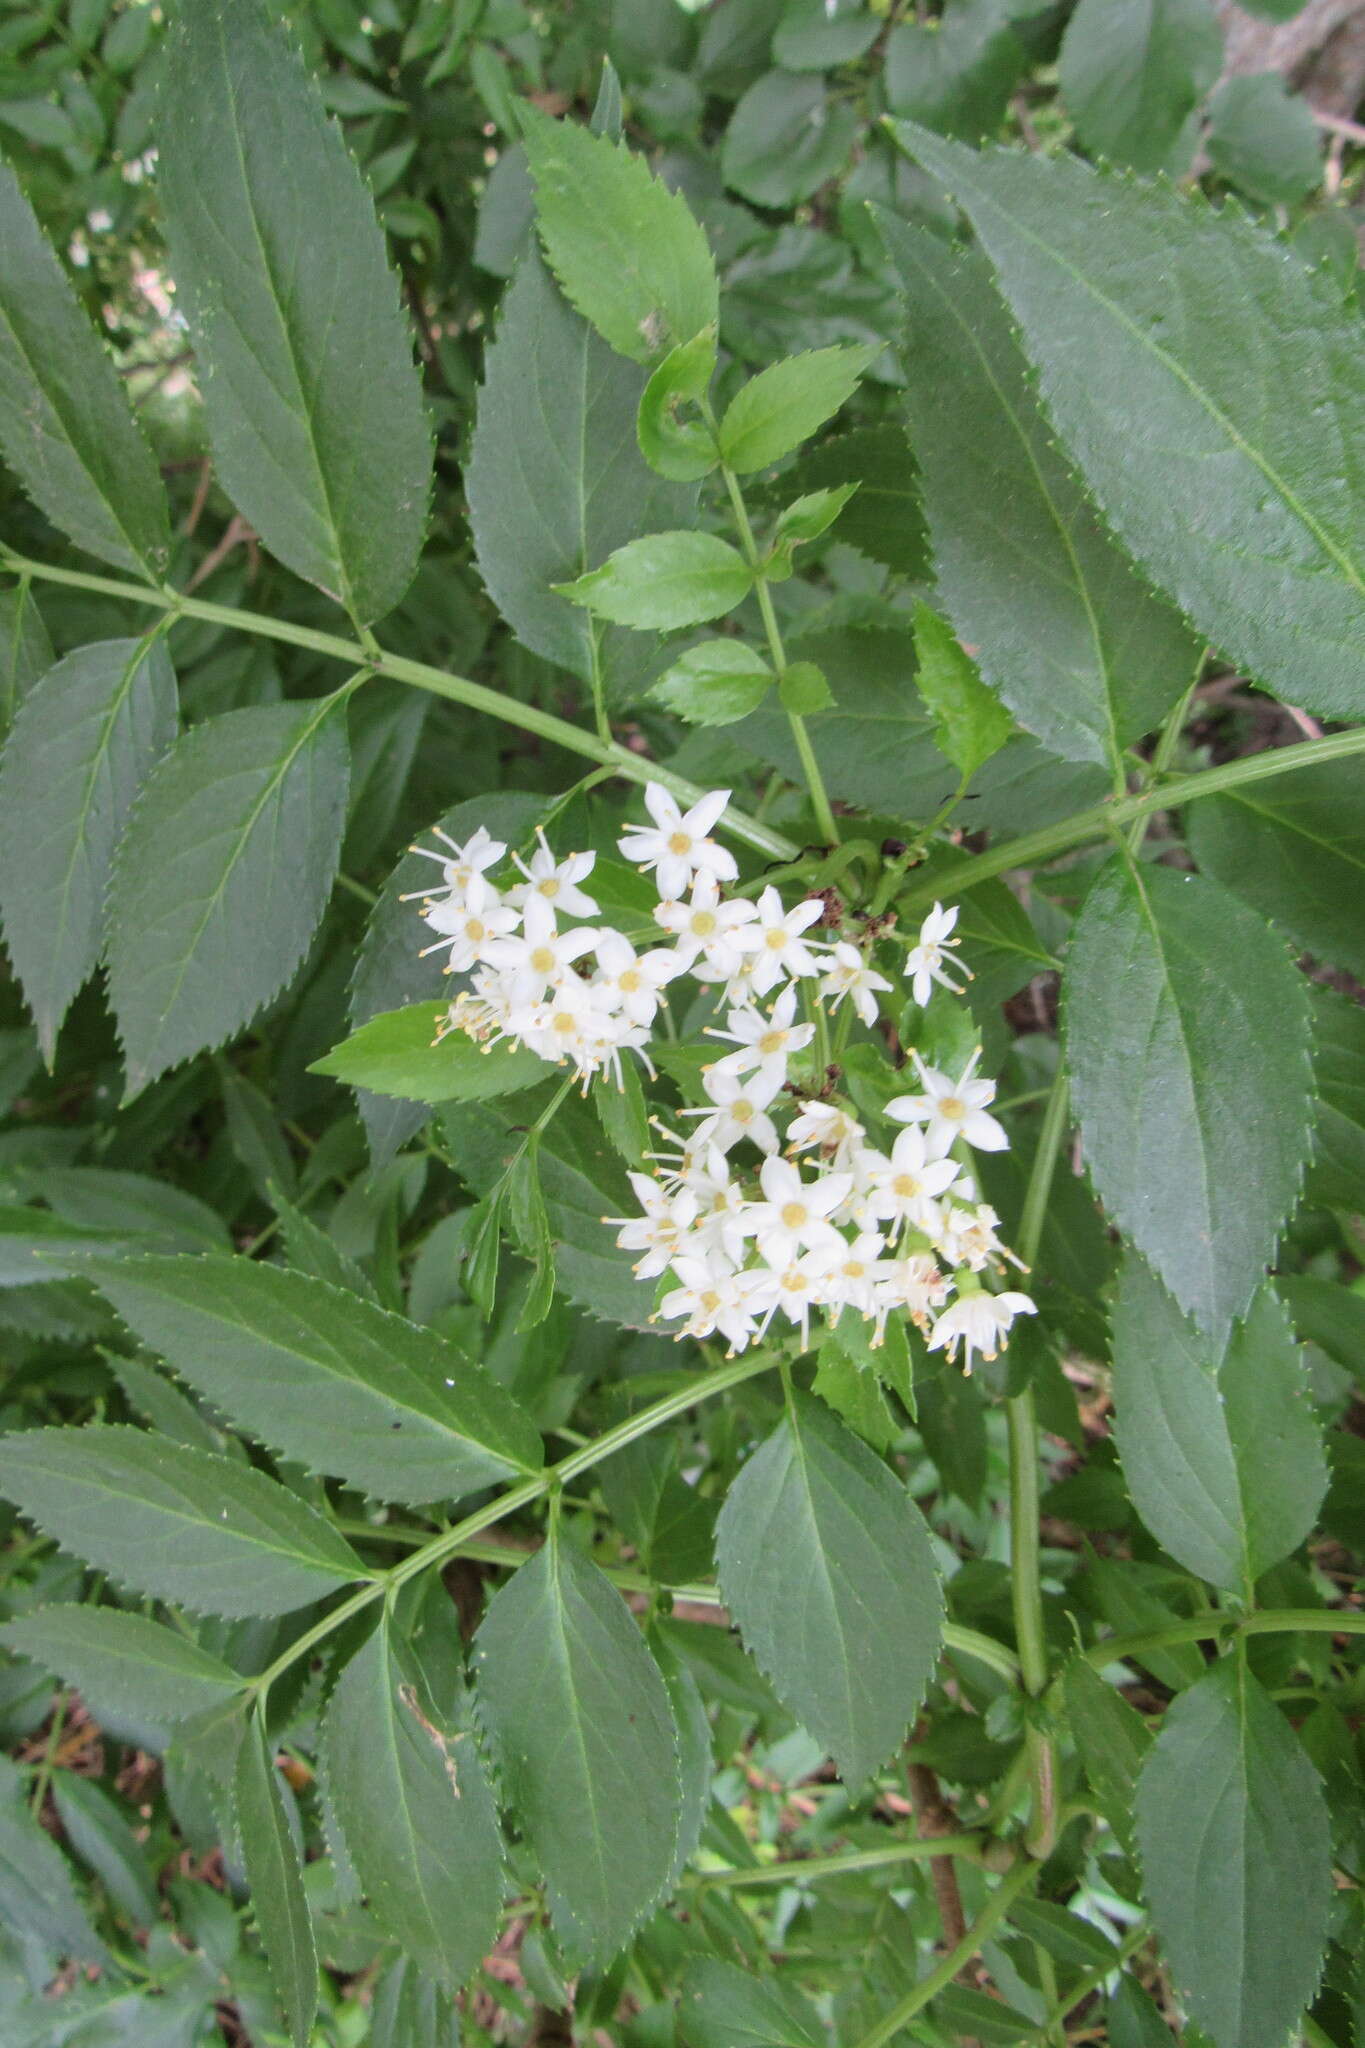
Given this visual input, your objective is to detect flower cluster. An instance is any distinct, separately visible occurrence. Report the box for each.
[410,784,1034,1371]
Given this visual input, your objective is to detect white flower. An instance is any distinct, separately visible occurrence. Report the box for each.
[927,1289,1036,1373]
[618,783,739,899]
[871,1125,962,1237]
[684,1147,754,1266]
[748,1154,852,1267]
[402,823,506,904]
[681,1062,784,1156]
[936,1200,1024,1274]
[654,874,757,980]
[748,1252,827,1351]
[786,1100,866,1169]
[905,902,970,1009]
[482,894,598,1003]
[707,985,815,1079]
[418,892,520,972]
[507,970,609,1077]
[819,941,893,1027]
[810,1230,889,1321]
[659,1255,759,1353]
[507,829,599,918]
[874,1253,949,1340]
[740,885,828,995]
[604,1173,700,1279]
[888,1050,1009,1155]
[592,931,680,1028]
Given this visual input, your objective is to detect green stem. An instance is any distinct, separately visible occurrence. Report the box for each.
[1126,662,1203,855]
[1021,1917,1151,2043]
[0,547,797,864]
[28,1691,68,1814]
[1081,1607,1365,1670]
[851,1857,1039,2048]
[687,1835,989,1894]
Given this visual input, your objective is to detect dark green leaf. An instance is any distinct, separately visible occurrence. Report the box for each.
[1064,855,1313,1343]
[235,1712,318,2048]
[774,0,880,71]
[1277,1274,1365,1382]
[1107,1976,1178,2048]
[52,1774,159,1925]
[324,1616,503,1986]
[0,161,169,578]
[369,1957,462,2048]
[559,530,752,630]
[892,126,1365,724]
[718,345,879,475]
[714,1391,944,1785]
[1062,1655,1152,1859]
[911,599,1012,781]
[0,1606,242,1730]
[1207,73,1323,206]
[0,1202,137,1285]
[1134,1659,1331,2048]
[312,1002,550,1104]
[0,1754,106,1963]
[795,424,927,576]
[881,217,1197,771]
[0,584,52,737]
[1059,0,1223,173]
[158,0,431,622]
[85,1254,542,1504]
[0,637,177,1063]
[721,75,857,209]
[473,1532,682,1961]
[26,1167,228,1254]
[885,0,1027,140]
[1304,985,1365,1209]
[106,698,350,1097]
[0,1425,366,1616]
[679,1958,824,2048]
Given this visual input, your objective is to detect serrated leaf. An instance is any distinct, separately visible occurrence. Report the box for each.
[1107,1977,1178,2048]
[653,640,773,726]
[83,1255,542,1504]
[1134,1659,1330,2048]
[714,1391,943,1786]
[236,1712,318,2048]
[105,697,349,1097]
[679,1958,824,2048]
[0,584,52,737]
[52,1774,159,1926]
[521,110,717,363]
[158,0,430,623]
[0,1606,242,1730]
[559,530,752,630]
[1062,1655,1152,1860]
[323,1616,503,1987]
[0,1202,137,1285]
[1207,74,1323,207]
[0,1425,366,1617]
[0,161,169,578]
[1059,0,1223,174]
[1064,854,1313,1344]
[369,1956,462,2048]
[0,638,177,1063]
[467,252,696,691]
[794,424,928,578]
[1304,985,1365,1209]
[25,1167,227,1254]
[473,1532,681,1961]
[312,1002,549,1104]
[892,125,1365,724]
[718,345,879,475]
[911,599,1012,781]
[1111,1258,1325,1594]
[885,0,1027,140]
[1187,759,1365,982]
[0,1754,107,1964]
[880,217,1198,771]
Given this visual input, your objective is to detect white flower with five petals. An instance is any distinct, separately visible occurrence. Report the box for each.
[888,1050,1008,1155]
[618,783,739,899]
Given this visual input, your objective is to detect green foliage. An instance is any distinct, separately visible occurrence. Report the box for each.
[911,598,1013,782]
[717,345,880,475]
[559,530,753,629]
[313,1002,549,1102]
[236,1711,318,2048]
[1059,0,1223,174]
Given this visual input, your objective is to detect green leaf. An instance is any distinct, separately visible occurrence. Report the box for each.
[721,75,857,209]
[911,599,1013,781]
[0,584,52,737]
[105,698,350,1097]
[0,1202,136,1285]
[774,0,880,71]
[654,640,773,726]
[52,1774,159,1926]
[85,1254,542,1504]
[473,1532,682,1961]
[158,0,431,623]
[467,252,696,690]
[637,327,720,482]
[1106,1977,1178,2048]
[235,1712,318,2048]
[1187,759,1365,982]
[1278,1274,1365,1381]
[1059,0,1223,174]
[714,1391,944,1786]
[891,125,1365,725]
[885,0,1027,140]
[0,1754,106,1964]
[1062,1655,1152,1860]
[0,161,169,579]
[558,531,752,630]
[880,217,1197,771]
[1111,1258,1326,1594]
[679,1958,824,2048]
[324,1615,503,1987]
[313,1002,550,1104]
[1134,1659,1331,2048]
[369,1958,462,2048]
[0,1606,243,1730]
[1304,985,1365,1209]
[521,109,718,363]
[1064,854,1313,1343]
[26,1167,228,1254]
[0,1425,366,1617]
[593,1061,650,1165]
[0,638,177,1063]
[793,424,928,578]
[717,345,880,475]
[1207,73,1323,206]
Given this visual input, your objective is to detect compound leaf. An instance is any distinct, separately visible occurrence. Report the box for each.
[0,1605,242,1731]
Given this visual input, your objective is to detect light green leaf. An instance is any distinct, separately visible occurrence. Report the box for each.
[1187,759,1365,982]
[892,125,1365,723]
[236,1712,318,2048]
[1062,1656,1152,1860]
[714,1391,944,1786]
[105,698,350,1097]
[83,1254,542,1504]
[718,345,880,475]
[679,1958,824,2048]
[0,1754,107,1964]
[0,1606,243,1730]
[1207,73,1323,206]
[721,75,857,209]
[521,110,717,363]
[473,1532,682,1961]
[52,1774,159,1926]
[0,162,169,579]
[313,1002,550,1105]
[558,530,752,630]
[0,1425,366,1617]
[637,327,719,482]
[1134,1659,1330,2048]
[324,1616,504,1986]
[1064,855,1313,1343]
[0,584,52,737]
[653,640,773,726]
[0,638,177,1063]
[880,216,1197,771]
[911,599,1013,781]
[467,252,696,690]
[1059,0,1223,173]
[158,0,431,622]
[1111,1258,1326,1593]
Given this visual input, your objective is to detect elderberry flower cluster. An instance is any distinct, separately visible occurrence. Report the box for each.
[409,784,1035,1372]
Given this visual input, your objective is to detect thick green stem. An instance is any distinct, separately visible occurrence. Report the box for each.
[851,1856,1038,2048]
